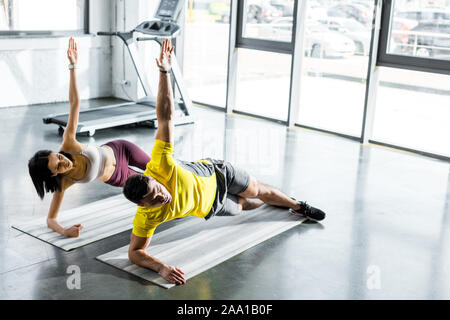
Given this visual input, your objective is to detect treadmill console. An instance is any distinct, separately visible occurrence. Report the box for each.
[135,0,183,37]
[155,0,183,21]
[135,20,180,37]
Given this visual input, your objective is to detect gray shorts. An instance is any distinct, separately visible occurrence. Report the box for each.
[204,159,251,219]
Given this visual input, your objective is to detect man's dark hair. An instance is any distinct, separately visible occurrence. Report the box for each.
[28,150,70,200]
[123,174,150,204]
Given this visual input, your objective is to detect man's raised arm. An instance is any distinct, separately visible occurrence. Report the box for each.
[155,38,175,145]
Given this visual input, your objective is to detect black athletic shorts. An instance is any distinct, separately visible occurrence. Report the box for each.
[204,158,251,220]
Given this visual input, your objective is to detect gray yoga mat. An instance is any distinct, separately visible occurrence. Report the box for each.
[12,194,136,251]
[96,205,306,289]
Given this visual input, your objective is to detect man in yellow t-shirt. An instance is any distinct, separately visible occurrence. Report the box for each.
[122,39,325,286]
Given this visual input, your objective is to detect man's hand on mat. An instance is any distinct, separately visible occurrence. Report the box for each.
[64,224,83,237]
[155,38,174,72]
[160,265,186,285]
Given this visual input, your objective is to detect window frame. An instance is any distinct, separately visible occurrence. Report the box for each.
[229,0,298,123]
[235,0,296,54]
[377,0,450,75]
[0,0,89,37]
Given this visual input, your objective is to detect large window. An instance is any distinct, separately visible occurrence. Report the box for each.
[241,0,294,42]
[237,0,295,53]
[374,0,450,158]
[232,0,295,121]
[0,0,88,35]
[372,68,450,157]
[387,1,450,60]
[234,48,291,121]
[181,0,450,160]
[296,0,375,137]
[378,0,450,74]
[183,0,231,108]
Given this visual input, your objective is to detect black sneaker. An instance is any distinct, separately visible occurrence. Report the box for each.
[290,200,326,221]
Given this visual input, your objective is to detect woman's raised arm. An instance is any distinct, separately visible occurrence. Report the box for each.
[62,37,83,150]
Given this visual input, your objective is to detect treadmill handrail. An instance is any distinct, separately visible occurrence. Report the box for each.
[97,31,134,43]
[75,104,187,128]
[76,110,191,133]
[75,110,158,132]
[42,102,137,121]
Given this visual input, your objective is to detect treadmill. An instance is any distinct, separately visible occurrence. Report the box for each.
[43,0,194,136]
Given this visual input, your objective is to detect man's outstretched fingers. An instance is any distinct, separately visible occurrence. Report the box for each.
[173,268,185,280]
[171,273,185,285]
[176,267,184,274]
[174,276,184,285]
[162,265,186,285]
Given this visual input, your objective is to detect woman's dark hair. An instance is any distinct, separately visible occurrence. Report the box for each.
[123,174,150,204]
[28,150,73,200]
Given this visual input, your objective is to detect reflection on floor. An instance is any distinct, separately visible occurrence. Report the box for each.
[0,98,449,299]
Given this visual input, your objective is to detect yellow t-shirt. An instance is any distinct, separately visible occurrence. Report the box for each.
[132,139,218,238]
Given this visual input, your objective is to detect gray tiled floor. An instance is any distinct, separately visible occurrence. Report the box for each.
[0,98,448,299]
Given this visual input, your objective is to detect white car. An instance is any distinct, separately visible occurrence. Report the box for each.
[257,17,294,41]
[246,0,282,23]
[305,23,356,58]
[258,18,356,58]
[318,17,371,55]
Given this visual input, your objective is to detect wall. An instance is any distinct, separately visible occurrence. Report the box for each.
[0,0,113,108]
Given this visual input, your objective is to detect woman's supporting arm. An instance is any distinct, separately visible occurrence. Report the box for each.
[46,190,67,235]
[46,180,83,238]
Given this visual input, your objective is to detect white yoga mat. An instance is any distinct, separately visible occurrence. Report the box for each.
[12,194,136,251]
[96,205,306,289]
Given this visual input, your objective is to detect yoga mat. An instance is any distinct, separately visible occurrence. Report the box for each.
[96,205,306,289]
[12,194,136,251]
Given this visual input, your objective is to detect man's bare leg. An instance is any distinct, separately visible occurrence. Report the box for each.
[238,196,264,211]
[238,177,301,211]
[238,176,326,221]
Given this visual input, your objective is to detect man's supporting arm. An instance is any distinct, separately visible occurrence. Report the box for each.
[128,233,185,285]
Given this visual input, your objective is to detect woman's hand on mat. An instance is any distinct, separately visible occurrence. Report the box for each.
[64,224,83,237]
[160,265,185,285]
[67,37,78,65]
[155,38,174,72]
